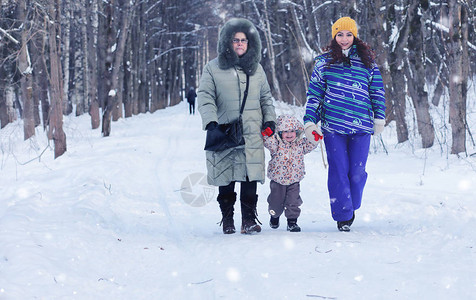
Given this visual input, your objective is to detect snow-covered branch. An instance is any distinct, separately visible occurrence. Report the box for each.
[312,0,340,13]
[151,46,197,61]
[0,27,20,44]
[426,20,476,51]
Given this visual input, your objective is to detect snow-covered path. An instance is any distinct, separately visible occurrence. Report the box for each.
[1,101,475,299]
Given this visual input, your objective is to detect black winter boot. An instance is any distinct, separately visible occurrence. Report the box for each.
[337,212,355,232]
[287,218,301,232]
[217,192,237,234]
[269,216,279,229]
[240,194,262,234]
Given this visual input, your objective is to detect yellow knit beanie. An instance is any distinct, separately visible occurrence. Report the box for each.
[332,17,358,39]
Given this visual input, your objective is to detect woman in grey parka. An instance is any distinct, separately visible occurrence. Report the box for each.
[197,18,276,235]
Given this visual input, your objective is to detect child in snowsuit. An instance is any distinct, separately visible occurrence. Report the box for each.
[262,114,319,232]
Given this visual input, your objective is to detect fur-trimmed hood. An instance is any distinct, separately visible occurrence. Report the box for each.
[218,18,262,76]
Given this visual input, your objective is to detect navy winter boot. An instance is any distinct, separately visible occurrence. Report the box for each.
[240,195,262,234]
[217,192,237,234]
[337,212,355,232]
[287,218,301,232]
[269,216,279,229]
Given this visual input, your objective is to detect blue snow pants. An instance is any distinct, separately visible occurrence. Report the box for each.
[323,132,371,222]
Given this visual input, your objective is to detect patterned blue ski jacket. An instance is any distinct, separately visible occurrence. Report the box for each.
[304,45,386,134]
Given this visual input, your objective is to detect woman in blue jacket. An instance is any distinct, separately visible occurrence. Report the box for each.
[304,17,386,232]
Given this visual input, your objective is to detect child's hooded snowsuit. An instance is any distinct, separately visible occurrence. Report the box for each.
[263,115,317,220]
[263,115,317,185]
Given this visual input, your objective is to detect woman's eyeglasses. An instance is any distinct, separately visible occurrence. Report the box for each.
[232,38,248,44]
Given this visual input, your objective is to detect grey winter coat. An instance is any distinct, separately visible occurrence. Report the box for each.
[197,18,276,186]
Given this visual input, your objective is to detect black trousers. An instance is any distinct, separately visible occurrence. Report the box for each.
[219,180,257,201]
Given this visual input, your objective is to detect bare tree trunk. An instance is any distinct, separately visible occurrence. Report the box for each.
[123,39,133,117]
[35,11,50,131]
[461,2,471,147]
[130,9,140,115]
[102,0,132,136]
[0,79,9,128]
[101,0,115,137]
[20,74,34,140]
[156,58,166,110]
[303,0,320,52]
[111,0,127,122]
[29,18,50,130]
[288,5,314,105]
[137,9,147,113]
[63,1,73,115]
[431,66,447,107]
[0,49,9,128]
[0,92,7,128]
[406,0,434,148]
[367,0,390,107]
[66,24,76,115]
[168,55,180,106]
[87,0,100,129]
[251,0,282,101]
[76,0,88,117]
[448,0,468,154]
[1,87,17,127]
[148,31,159,113]
[386,2,419,144]
[18,0,34,140]
[96,0,107,111]
[112,66,124,121]
[48,0,67,158]
[38,48,50,130]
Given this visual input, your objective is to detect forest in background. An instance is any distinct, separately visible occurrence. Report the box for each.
[0,0,474,158]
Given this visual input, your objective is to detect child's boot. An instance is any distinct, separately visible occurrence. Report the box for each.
[287,218,301,232]
[269,216,279,229]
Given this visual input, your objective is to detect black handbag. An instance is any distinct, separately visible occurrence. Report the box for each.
[204,75,249,152]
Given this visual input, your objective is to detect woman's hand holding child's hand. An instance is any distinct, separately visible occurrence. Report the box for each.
[262,121,276,137]
[304,122,322,144]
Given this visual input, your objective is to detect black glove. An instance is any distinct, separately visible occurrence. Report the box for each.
[205,121,218,131]
[262,121,276,136]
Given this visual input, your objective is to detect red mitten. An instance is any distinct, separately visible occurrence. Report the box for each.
[312,131,323,141]
[304,122,322,145]
[261,127,273,137]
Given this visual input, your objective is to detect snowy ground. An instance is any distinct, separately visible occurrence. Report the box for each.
[1,101,475,299]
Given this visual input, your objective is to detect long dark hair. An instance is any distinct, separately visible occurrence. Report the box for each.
[324,37,376,69]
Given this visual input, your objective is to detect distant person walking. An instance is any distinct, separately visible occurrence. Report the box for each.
[197,18,276,235]
[304,17,386,232]
[186,87,197,115]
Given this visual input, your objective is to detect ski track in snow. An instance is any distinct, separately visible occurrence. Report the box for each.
[0,101,475,299]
